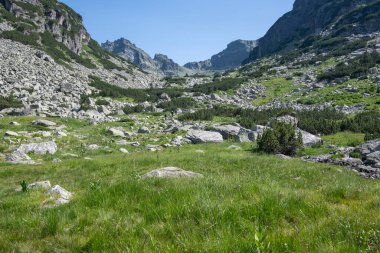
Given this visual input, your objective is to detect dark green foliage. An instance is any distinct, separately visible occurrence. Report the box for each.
[40,32,96,68]
[0,30,39,46]
[341,111,380,141]
[123,105,145,114]
[80,95,92,111]
[95,99,110,106]
[0,96,23,110]
[20,180,28,193]
[318,52,380,81]
[257,123,303,156]
[190,78,245,94]
[164,77,186,85]
[297,109,345,135]
[88,76,185,103]
[158,97,195,112]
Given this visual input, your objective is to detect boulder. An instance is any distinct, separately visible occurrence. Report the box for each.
[28,181,51,190]
[6,150,35,164]
[88,144,100,150]
[5,131,18,137]
[186,130,223,144]
[108,127,125,138]
[43,185,73,208]
[138,127,150,134]
[141,167,203,179]
[32,119,57,127]
[212,125,241,139]
[119,148,129,154]
[17,141,58,155]
[360,139,380,156]
[276,154,292,160]
[297,129,322,148]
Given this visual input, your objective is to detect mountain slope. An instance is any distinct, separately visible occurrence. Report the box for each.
[185,39,257,71]
[245,0,380,62]
[102,38,191,77]
[0,0,159,119]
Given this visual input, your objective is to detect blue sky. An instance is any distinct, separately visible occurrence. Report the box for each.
[60,0,294,65]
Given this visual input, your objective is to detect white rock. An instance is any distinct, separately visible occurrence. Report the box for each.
[186,130,223,144]
[5,131,18,137]
[119,148,129,153]
[141,167,203,179]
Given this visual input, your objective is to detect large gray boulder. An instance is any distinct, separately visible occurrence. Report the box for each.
[32,119,57,127]
[108,127,125,138]
[141,167,203,179]
[186,130,223,144]
[6,150,35,164]
[17,141,58,155]
[212,125,241,139]
[297,129,322,148]
[360,140,380,166]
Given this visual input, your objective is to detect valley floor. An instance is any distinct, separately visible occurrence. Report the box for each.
[0,119,380,252]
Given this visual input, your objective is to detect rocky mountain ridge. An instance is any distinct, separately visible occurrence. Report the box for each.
[102,38,191,77]
[245,0,380,62]
[185,39,257,71]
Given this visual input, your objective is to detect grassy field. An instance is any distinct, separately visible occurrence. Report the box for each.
[1,141,380,252]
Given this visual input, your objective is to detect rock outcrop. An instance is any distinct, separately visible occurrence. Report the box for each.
[245,0,380,62]
[102,38,191,76]
[185,40,257,71]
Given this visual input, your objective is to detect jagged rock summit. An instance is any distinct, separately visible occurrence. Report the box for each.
[245,0,380,62]
[102,38,191,76]
[185,39,257,71]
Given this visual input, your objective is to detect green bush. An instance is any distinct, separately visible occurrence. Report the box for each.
[257,123,303,156]
[0,30,39,46]
[123,105,145,114]
[0,96,23,110]
[158,97,195,112]
[95,99,110,106]
[190,78,245,94]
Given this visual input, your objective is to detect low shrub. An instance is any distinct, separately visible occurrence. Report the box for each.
[0,96,23,110]
[257,123,303,156]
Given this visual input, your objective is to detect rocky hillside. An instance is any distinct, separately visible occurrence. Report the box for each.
[0,0,161,119]
[246,0,380,62]
[185,40,257,71]
[102,38,191,77]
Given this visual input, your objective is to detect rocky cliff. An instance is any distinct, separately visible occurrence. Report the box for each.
[102,38,191,77]
[245,0,380,62]
[185,40,257,71]
[0,0,90,53]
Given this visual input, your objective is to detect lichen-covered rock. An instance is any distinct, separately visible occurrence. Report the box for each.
[141,167,203,179]
[17,141,58,155]
[186,130,223,144]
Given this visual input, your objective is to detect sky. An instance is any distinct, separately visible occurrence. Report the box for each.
[60,0,294,65]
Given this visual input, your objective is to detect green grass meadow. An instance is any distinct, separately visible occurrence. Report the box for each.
[1,143,380,252]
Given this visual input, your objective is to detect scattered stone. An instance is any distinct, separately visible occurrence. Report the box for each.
[52,158,62,163]
[186,130,223,144]
[119,148,129,154]
[138,127,150,134]
[88,144,100,150]
[116,140,128,145]
[276,154,292,160]
[32,119,57,127]
[228,145,242,150]
[5,131,18,137]
[17,141,58,155]
[43,185,73,208]
[141,167,203,179]
[108,127,125,138]
[6,150,35,164]
[28,181,51,190]
[298,129,323,148]
[9,121,20,126]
